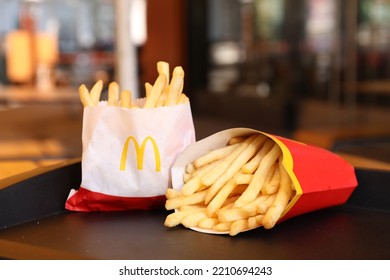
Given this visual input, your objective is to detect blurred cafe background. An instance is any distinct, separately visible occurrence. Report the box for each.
[0,0,389,179]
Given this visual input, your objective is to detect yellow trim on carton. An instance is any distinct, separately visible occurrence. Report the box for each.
[262,133,303,218]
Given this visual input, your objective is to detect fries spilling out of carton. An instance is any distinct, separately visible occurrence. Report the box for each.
[165,133,291,235]
[167,128,358,236]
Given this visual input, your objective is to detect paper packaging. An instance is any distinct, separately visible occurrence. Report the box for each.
[171,128,358,233]
[66,101,195,211]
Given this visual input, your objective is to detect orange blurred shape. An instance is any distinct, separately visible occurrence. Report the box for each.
[35,32,58,66]
[5,30,34,83]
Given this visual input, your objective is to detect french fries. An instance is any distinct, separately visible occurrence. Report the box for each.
[78,61,189,108]
[164,133,296,236]
[108,81,120,106]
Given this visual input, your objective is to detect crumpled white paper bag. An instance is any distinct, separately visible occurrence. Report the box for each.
[65,101,195,211]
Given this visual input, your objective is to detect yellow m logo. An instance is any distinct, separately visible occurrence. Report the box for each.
[120,136,161,172]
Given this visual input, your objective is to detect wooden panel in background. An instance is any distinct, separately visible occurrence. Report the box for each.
[139,0,188,95]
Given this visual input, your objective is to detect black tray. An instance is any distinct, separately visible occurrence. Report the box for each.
[0,159,389,260]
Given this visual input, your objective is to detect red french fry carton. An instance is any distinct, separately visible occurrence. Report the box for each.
[266,130,358,222]
[170,128,358,234]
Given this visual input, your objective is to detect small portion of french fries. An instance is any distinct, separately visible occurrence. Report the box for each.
[78,61,189,108]
[164,133,296,236]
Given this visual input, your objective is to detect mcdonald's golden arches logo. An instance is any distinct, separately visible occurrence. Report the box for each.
[120,136,161,172]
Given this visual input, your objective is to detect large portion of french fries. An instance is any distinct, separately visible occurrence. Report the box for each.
[164,133,296,236]
[78,61,189,108]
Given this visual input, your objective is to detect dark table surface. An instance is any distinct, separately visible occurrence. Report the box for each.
[0,159,389,260]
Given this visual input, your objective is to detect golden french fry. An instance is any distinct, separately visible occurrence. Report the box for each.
[154,60,168,91]
[234,143,282,207]
[242,138,274,174]
[190,160,221,179]
[264,163,277,184]
[179,204,206,211]
[155,86,169,107]
[248,214,264,229]
[165,188,182,199]
[181,161,220,196]
[213,222,232,232]
[234,173,253,185]
[263,163,280,194]
[218,207,249,223]
[257,194,276,214]
[230,219,249,236]
[165,189,208,210]
[201,135,256,187]
[90,80,103,105]
[260,162,277,195]
[183,173,192,183]
[157,61,170,83]
[120,90,132,108]
[79,84,94,107]
[198,217,219,229]
[185,163,195,174]
[227,136,246,145]
[205,134,266,203]
[207,178,237,216]
[241,194,270,216]
[193,143,240,170]
[143,74,167,108]
[145,82,153,98]
[164,208,205,227]
[177,93,189,104]
[181,212,208,228]
[164,66,184,106]
[262,161,293,229]
[108,81,119,106]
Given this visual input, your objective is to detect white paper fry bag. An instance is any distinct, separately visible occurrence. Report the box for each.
[65,101,195,211]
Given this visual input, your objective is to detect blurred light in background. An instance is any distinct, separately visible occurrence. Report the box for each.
[209,41,244,65]
[129,0,147,46]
